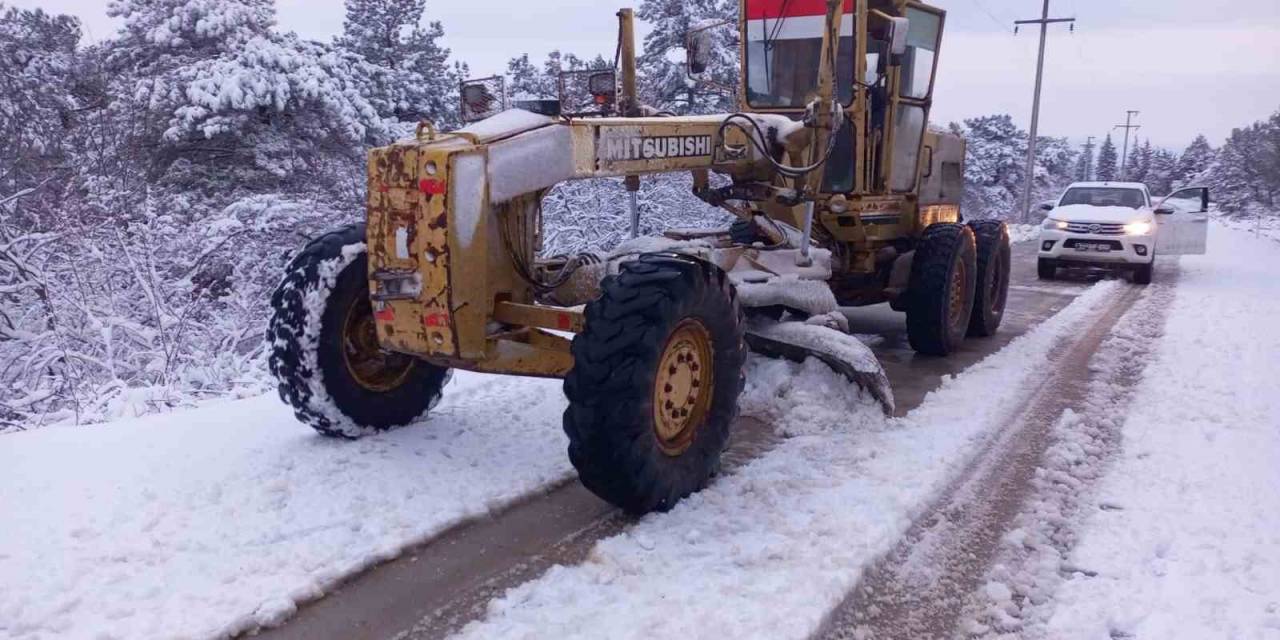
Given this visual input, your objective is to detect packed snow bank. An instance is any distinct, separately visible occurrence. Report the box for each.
[0,373,572,640]
[1043,224,1280,639]
[451,281,1122,640]
[1006,223,1040,243]
[1213,212,1280,243]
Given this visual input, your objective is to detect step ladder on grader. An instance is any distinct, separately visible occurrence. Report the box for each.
[267,0,1011,514]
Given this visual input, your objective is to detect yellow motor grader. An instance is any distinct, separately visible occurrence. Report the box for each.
[268,0,1010,514]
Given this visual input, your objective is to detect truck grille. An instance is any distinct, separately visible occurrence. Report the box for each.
[1064,222,1125,235]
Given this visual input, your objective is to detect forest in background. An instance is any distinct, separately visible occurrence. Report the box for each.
[2,0,1276,430]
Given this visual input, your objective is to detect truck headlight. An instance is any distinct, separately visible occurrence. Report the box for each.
[1123,221,1153,236]
[1041,218,1068,231]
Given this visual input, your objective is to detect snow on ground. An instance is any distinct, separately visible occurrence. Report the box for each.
[959,259,1176,638]
[449,281,1122,640]
[0,373,573,640]
[1042,224,1280,639]
[1006,223,1041,243]
[1213,213,1280,244]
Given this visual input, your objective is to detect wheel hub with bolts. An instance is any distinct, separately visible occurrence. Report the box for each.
[343,297,416,392]
[652,318,715,457]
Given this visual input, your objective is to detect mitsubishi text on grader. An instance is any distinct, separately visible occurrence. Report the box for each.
[267,0,1011,514]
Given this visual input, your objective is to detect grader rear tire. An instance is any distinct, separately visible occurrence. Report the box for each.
[966,220,1011,337]
[267,223,451,438]
[563,253,746,515]
[906,223,978,356]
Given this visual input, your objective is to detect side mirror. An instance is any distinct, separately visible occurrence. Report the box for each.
[1039,202,1055,212]
[887,17,910,57]
[1154,206,1175,215]
[686,23,719,77]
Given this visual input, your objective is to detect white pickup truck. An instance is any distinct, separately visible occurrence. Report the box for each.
[1037,181,1210,284]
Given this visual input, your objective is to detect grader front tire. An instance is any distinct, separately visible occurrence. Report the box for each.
[563,254,746,515]
[267,223,451,438]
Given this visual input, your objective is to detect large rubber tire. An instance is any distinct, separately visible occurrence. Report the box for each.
[906,223,978,356]
[967,220,1012,337]
[1037,258,1057,280]
[563,253,747,514]
[267,222,451,438]
[1132,261,1153,285]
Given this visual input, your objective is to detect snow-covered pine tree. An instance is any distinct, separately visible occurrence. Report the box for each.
[1175,134,1216,185]
[0,5,81,206]
[1127,140,1153,185]
[504,50,610,106]
[637,0,738,114]
[337,0,459,127]
[949,114,1076,219]
[951,115,1026,219]
[1073,138,1095,181]
[1205,117,1278,214]
[1146,149,1178,196]
[1096,134,1118,182]
[506,53,553,100]
[99,0,391,200]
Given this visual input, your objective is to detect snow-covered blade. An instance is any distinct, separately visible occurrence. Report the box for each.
[745,320,894,415]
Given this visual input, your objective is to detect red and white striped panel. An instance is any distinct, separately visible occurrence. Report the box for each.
[745,0,854,40]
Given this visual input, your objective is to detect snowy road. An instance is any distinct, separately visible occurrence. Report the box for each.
[257,241,1097,640]
[5,226,1276,640]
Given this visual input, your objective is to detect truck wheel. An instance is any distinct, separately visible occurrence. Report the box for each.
[563,253,746,514]
[1037,258,1057,280]
[1133,261,1154,285]
[906,223,977,356]
[967,220,1011,337]
[267,222,451,439]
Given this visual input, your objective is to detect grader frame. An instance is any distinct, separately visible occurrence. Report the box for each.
[364,0,965,380]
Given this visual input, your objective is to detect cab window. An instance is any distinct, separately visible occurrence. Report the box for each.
[744,0,856,108]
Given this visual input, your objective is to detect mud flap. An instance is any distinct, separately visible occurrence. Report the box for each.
[745,321,895,416]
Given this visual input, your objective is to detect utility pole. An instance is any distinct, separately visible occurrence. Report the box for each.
[1115,110,1141,181]
[1016,2,1075,222]
[1083,135,1096,181]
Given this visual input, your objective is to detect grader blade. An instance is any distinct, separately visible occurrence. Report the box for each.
[745,321,895,416]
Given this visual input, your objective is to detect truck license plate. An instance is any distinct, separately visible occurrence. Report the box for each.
[1075,243,1111,252]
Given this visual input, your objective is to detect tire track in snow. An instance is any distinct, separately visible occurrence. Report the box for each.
[816,269,1164,640]
[954,265,1180,639]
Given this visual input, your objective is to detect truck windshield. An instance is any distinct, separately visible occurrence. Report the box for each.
[1060,187,1147,209]
[744,0,855,108]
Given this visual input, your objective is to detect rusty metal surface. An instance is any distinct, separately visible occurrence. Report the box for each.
[367,143,459,359]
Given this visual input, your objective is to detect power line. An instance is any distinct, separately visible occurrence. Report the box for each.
[1015,1,1076,222]
[965,0,1011,32]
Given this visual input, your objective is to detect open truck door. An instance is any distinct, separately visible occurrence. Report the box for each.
[1155,187,1210,255]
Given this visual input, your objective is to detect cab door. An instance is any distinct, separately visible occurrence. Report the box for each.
[1155,187,1210,255]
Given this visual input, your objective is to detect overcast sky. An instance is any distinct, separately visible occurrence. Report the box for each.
[14,0,1280,150]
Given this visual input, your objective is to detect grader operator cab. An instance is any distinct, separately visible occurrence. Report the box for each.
[267,0,1011,514]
